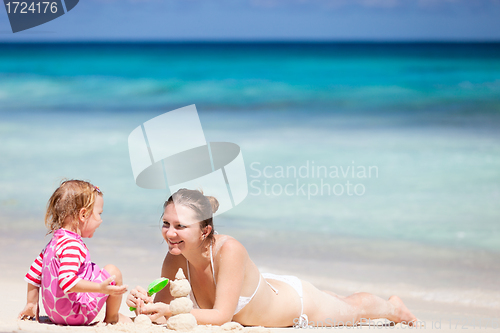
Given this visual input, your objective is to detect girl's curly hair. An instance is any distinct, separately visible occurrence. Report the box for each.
[45,180,102,234]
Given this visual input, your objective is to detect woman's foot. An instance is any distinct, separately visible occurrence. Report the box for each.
[388,296,418,326]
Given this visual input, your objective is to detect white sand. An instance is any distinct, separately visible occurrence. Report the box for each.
[2,228,499,333]
[3,279,499,333]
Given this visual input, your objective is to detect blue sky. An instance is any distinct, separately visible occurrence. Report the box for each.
[1,0,500,41]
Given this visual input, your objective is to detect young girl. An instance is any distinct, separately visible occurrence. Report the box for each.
[18,180,131,325]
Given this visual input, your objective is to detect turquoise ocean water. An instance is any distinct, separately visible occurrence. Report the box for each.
[0,42,499,259]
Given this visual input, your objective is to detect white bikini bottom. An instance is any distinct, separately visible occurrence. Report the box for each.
[262,273,309,328]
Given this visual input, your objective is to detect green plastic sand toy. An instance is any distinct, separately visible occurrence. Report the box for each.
[129,277,169,311]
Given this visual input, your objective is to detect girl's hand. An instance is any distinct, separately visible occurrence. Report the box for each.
[141,302,171,323]
[126,286,153,313]
[99,275,128,295]
[18,302,39,321]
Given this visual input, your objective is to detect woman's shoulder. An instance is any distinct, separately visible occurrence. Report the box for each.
[212,235,251,280]
[214,234,248,258]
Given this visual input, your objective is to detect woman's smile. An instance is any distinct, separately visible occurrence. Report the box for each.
[162,204,204,253]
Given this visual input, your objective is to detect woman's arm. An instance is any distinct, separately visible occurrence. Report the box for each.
[145,252,180,323]
[143,238,248,326]
[144,305,233,326]
[206,239,248,325]
[127,252,181,322]
[153,252,179,304]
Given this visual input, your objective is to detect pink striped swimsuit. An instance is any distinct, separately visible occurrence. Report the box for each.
[25,229,111,325]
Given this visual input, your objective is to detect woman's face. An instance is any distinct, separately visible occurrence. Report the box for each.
[162,203,203,255]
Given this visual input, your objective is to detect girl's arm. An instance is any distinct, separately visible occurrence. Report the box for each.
[18,283,40,320]
[69,275,127,295]
[56,237,126,295]
[20,249,44,320]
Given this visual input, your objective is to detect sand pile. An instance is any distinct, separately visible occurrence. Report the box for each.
[166,268,197,331]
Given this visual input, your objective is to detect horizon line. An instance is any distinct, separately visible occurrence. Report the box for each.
[1,39,500,44]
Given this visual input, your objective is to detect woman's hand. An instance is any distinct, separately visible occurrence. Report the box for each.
[99,275,128,295]
[18,302,39,321]
[126,286,154,313]
[141,302,171,323]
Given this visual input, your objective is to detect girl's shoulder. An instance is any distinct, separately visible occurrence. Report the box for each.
[54,230,86,250]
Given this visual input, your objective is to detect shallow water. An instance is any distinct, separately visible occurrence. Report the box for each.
[0,42,499,259]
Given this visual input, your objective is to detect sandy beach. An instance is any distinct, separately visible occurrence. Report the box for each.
[2,41,500,332]
[3,277,500,333]
[1,218,499,333]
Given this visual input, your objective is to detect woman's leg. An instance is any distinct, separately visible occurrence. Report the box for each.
[103,264,132,324]
[322,290,345,299]
[341,293,417,325]
[303,281,417,327]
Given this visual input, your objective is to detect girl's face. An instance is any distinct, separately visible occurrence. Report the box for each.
[162,203,204,255]
[81,195,103,238]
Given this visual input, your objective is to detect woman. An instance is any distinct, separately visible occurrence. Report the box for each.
[127,189,417,328]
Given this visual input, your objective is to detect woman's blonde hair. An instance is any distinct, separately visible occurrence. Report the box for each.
[164,188,219,245]
[45,179,102,234]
